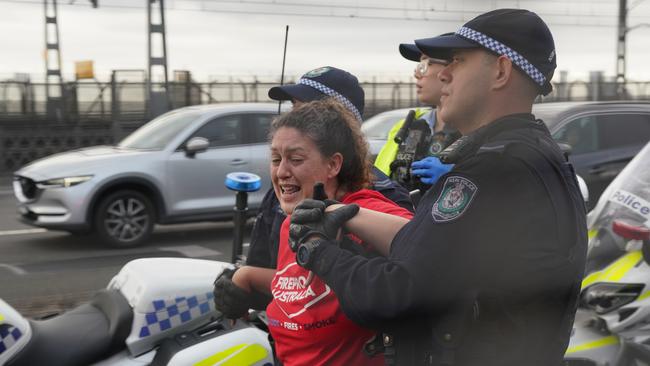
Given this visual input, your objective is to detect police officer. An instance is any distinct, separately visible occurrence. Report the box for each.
[215,66,413,319]
[375,35,460,192]
[289,9,587,366]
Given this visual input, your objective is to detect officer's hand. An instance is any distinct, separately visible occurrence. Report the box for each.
[213,268,251,319]
[411,156,454,185]
[288,199,360,252]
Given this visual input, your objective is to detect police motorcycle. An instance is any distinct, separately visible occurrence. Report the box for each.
[564,141,650,366]
[0,173,274,366]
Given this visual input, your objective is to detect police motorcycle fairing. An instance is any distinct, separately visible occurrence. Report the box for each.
[565,220,650,366]
[584,141,650,274]
[564,141,650,366]
[0,172,274,366]
[0,258,273,366]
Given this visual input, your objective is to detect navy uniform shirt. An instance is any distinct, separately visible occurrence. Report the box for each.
[309,114,587,366]
[246,166,413,269]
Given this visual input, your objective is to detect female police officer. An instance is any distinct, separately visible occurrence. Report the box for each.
[289,9,587,366]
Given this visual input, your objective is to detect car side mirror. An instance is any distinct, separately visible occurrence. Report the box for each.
[185,137,209,157]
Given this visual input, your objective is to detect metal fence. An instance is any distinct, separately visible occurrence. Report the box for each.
[1,74,650,174]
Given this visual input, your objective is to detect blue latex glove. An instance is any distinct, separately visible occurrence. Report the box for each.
[411,156,454,185]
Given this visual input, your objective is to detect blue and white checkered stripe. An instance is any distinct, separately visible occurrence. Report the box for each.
[456,26,546,87]
[138,292,214,338]
[298,78,363,122]
[0,324,22,355]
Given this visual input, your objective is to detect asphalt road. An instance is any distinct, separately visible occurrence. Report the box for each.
[0,184,253,318]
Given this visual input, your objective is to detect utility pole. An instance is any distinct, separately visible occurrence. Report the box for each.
[44,0,64,120]
[147,0,171,118]
[616,0,628,97]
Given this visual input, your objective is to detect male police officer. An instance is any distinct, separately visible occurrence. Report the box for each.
[289,9,587,366]
[375,37,459,190]
[214,66,413,318]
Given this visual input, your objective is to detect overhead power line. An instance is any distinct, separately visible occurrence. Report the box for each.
[2,0,650,26]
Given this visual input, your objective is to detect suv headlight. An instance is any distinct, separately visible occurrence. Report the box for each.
[36,175,93,189]
[581,282,644,314]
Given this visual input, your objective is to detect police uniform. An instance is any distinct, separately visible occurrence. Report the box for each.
[375,110,460,173]
[246,166,413,269]
[304,114,587,365]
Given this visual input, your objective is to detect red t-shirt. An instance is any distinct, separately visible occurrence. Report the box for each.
[266,189,413,366]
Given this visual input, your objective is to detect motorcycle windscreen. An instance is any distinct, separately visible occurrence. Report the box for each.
[586,141,650,261]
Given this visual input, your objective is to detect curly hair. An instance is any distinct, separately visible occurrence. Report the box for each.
[269,98,371,193]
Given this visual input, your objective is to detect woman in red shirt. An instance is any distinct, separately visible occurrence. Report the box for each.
[223,99,412,366]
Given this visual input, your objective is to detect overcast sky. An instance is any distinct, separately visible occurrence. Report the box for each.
[2,0,650,83]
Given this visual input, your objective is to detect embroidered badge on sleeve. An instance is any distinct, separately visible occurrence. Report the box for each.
[432,175,478,222]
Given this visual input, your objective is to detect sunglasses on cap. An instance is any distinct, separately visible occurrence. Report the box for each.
[414,58,450,77]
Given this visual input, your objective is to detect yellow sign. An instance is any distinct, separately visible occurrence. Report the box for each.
[75,60,95,80]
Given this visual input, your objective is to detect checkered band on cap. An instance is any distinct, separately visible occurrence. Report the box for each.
[456,26,546,87]
[298,78,363,122]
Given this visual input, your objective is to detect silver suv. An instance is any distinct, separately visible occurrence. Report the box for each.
[13,103,286,247]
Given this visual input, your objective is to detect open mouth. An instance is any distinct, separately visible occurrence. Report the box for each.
[280,184,301,198]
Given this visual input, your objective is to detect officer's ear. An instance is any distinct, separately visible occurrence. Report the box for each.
[492,55,513,91]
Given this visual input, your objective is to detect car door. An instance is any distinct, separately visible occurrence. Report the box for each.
[552,112,650,208]
[166,113,251,217]
[242,112,276,209]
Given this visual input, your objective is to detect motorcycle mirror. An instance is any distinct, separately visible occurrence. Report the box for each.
[612,220,650,241]
[612,220,650,264]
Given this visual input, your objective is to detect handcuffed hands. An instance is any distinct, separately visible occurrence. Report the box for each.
[288,199,360,252]
[411,156,454,185]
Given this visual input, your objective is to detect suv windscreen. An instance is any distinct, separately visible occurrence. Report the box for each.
[119,110,202,150]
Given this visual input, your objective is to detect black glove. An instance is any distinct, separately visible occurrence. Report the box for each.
[213,268,250,319]
[288,199,360,252]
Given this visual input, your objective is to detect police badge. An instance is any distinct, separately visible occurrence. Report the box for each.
[432,176,478,222]
[304,67,331,78]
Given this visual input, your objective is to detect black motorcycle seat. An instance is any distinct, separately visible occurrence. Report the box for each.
[7,289,133,366]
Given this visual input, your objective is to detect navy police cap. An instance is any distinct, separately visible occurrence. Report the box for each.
[415,9,557,96]
[399,33,455,62]
[268,66,365,122]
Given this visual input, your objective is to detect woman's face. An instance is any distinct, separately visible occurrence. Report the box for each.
[270,127,341,214]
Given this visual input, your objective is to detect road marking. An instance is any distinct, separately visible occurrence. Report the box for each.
[0,263,26,275]
[0,228,48,236]
[159,245,222,258]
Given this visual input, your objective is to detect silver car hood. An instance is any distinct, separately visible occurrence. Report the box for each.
[15,146,152,181]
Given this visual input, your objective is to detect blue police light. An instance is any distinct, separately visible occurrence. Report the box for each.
[225,172,262,192]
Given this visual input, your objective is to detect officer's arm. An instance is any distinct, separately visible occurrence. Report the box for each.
[309,245,421,328]
[246,189,278,268]
[331,205,409,256]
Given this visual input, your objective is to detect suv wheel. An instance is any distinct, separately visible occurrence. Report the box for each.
[94,190,154,247]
